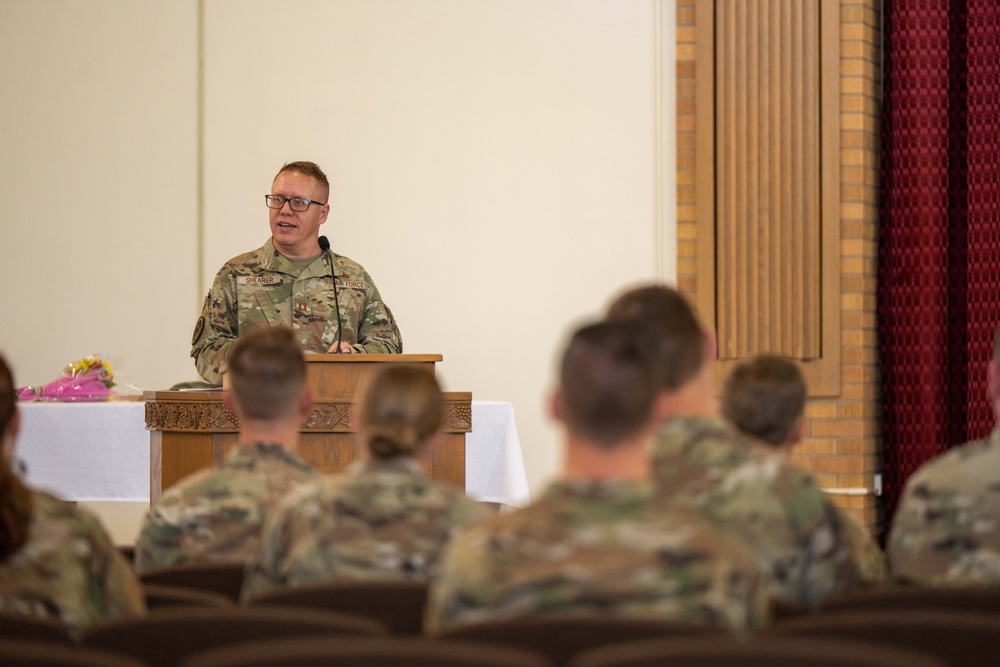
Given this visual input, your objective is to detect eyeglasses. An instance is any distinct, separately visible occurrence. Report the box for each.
[265,195,326,212]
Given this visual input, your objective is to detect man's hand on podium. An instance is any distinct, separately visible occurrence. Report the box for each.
[328,341,358,354]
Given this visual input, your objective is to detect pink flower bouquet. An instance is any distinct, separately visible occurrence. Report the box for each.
[17,356,116,402]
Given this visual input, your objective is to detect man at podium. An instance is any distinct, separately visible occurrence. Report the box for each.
[191,160,402,385]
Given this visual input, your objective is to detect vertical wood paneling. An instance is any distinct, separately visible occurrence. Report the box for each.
[715,0,822,359]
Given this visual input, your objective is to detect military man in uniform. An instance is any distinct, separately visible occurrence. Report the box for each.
[607,285,859,609]
[192,161,401,385]
[427,320,768,634]
[722,354,886,583]
[135,325,319,570]
[889,323,1000,584]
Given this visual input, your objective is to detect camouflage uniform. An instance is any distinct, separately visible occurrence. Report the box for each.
[242,457,490,600]
[888,425,1000,585]
[427,479,768,634]
[842,511,887,583]
[192,238,402,384]
[653,417,859,608]
[134,442,319,571]
[0,491,145,637]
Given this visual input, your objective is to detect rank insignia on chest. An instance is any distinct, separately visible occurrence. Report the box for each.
[293,298,312,315]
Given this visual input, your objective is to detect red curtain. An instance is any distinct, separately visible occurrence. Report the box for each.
[878,0,1000,527]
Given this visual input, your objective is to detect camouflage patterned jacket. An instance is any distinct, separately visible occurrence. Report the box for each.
[192,238,402,384]
[134,441,319,571]
[0,491,145,636]
[653,417,859,608]
[241,457,490,600]
[426,479,769,634]
[888,425,1000,585]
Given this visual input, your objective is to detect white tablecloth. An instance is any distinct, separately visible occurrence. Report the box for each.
[17,400,531,507]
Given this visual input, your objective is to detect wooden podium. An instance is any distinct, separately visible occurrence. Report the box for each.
[144,354,471,504]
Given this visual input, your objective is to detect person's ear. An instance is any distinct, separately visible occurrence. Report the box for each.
[549,387,566,424]
[223,390,235,414]
[787,416,805,445]
[652,391,674,424]
[988,360,1000,406]
[703,328,718,362]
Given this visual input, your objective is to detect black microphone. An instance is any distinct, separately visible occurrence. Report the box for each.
[318,236,344,353]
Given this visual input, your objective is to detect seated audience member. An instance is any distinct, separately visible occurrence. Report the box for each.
[888,324,1000,584]
[607,285,859,609]
[427,320,768,634]
[0,354,145,635]
[134,325,319,571]
[722,354,886,582]
[241,366,490,599]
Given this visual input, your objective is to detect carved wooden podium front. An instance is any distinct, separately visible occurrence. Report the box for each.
[144,354,470,504]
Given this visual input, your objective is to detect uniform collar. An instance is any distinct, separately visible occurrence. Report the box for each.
[261,238,333,279]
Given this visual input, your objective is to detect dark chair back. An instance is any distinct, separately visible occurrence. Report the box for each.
[819,583,1000,615]
[138,562,245,601]
[143,584,234,610]
[0,611,73,644]
[767,609,1000,667]
[436,616,725,666]
[567,636,947,667]
[246,580,428,634]
[0,638,146,667]
[180,636,553,667]
[79,606,385,667]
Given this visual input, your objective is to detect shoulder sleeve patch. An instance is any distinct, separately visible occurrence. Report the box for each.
[192,316,205,346]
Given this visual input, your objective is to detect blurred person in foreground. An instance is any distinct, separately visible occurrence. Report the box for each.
[192,160,401,385]
[427,320,768,633]
[0,354,144,635]
[241,365,490,600]
[722,354,886,583]
[135,325,319,571]
[889,322,1000,584]
[607,285,859,609]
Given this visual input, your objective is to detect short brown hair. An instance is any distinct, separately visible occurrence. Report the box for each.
[606,285,705,391]
[228,326,306,420]
[559,320,660,448]
[274,161,330,202]
[722,355,806,446]
[360,366,443,460]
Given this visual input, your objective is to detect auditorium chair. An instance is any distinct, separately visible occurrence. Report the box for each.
[0,638,146,667]
[142,583,234,610]
[246,580,428,634]
[137,561,246,601]
[180,636,553,667]
[435,616,726,666]
[79,606,386,667]
[816,583,1000,616]
[566,636,946,667]
[0,611,73,644]
[766,609,1000,667]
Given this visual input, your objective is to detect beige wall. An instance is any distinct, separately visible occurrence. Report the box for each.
[1,0,676,497]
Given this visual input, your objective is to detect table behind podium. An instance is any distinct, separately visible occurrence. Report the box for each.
[144,354,470,503]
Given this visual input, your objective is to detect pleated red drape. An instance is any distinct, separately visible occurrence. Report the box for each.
[878,0,1000,526]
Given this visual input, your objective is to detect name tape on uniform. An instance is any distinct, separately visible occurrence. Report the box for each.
[237,276,282,286]
[324,278,366,289]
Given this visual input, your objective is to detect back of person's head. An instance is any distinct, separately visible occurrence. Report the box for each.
[559,319,660,448]
[228,326,307,421]
[360,366,443,460]
[0,355,33,560]
[722,355,806,446]
[274,160,330,201]
[606,285,705,391]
